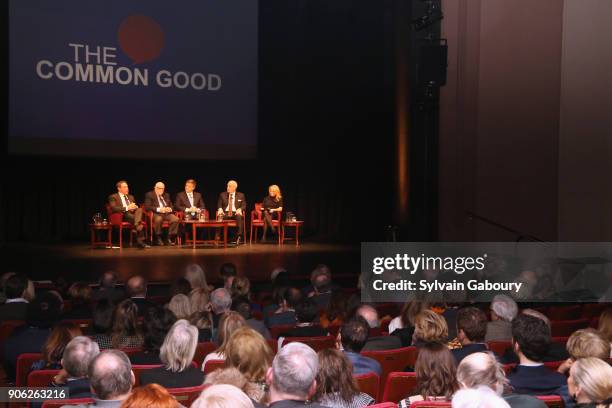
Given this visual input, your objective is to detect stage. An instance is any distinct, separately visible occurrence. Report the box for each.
[1,242,360,288]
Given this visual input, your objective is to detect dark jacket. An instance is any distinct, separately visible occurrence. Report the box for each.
[1,325,51,381]
[144,191,174,213]
[108,193,137,213]
[0,301,29,322]
[451,343,488,364]
[175,191,206,212]
[217,191,247,212]
[139,366,204,388]
[130,351,162,365]
[508,364,566,395]
[281,325,327,338]
[362,335,403,351]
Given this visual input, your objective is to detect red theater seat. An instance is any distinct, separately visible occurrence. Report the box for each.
[368,403,398,408]
[486,341,512,357]
[270,324,297,339]
[167,384,208,407]
[132,364,163,385]
[27,369,60,387]
[382,371,418,404]
[203,359,225,375]
[280,336,335,351]
[361,347,418,387]
[355,372,380,402]
[536,395,564,408]
[411,401,451,408]
[16,353,43,387]
[547,305,582,321]
[194,342,216,365]
[550,319,589,337]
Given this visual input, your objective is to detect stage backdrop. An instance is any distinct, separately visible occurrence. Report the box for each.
[9,0,257,159]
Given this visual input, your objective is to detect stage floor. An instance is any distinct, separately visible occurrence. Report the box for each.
[2,242,360,286]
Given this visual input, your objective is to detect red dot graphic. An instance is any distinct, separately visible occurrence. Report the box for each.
[117,15,165,64]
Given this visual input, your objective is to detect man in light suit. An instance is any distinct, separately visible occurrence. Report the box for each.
[144,182,179,246]
[216,180,246,244]
[174,179,206,217]
[107,180,148,249]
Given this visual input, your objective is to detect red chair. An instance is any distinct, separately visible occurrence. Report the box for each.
[203,359,225,375]
[27,369,60,387]
[581,303,608,319]
[119,347,143,356]
[548,305,582,321]
[361,347,418,387]
[106,203,144,248]
[536,395,564,408]
[551,336,569,346]
[0,319,25,342]
[411,401,451,408]
[503,364,516,376]
[194,342,217,366]
[145,208,182,245]
[267,338,279,353]
[382,372,418,403]
[355,372,380,402]
[167,384,209,407]
[16,353,43,386]
[270,324,297,339]
[42,398,94,408]
[543,360,565,372]
[280,336,335,351]
[369,404,399,408]
[550,319,590,337]
[132,364,164,385]
[250,203,282,244]
[486,341,512,357]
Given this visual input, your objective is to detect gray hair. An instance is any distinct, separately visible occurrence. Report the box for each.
[88,350,133,400]
[160,319,198,372]
[168,294,192,320]
[192,384,254,408]
[211,288,232,314]
[490,295,518,322]
[63,336,100,378]
[457,352,507,395]
[452,386,510,408]
[356,304,380,329]
[272,342,318,399]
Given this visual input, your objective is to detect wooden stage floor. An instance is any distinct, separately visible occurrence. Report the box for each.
[1,242,360,286]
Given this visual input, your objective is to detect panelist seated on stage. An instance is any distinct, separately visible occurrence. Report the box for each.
[108,180,148,248]
[175,178,206,218]
[144,181,180,246]
[217,180,246,244]
[261,184,283,242]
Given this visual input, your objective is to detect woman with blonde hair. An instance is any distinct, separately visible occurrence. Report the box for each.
[184,263,213,292]
[189,288,212,342]
[224,327,273,404]
[202,311,246,370]
[192,384,254,408]
[167,294,192,320]
[261,184,283,242]
[567,357,612,408]
[412,309,449,345]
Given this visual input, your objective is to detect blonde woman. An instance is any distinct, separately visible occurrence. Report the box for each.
[202,311,246,370]
[567,357,612,407]
[189,288,213,342]
[261,184,283,242]
[184,263,213,292]
[167,294,192,320]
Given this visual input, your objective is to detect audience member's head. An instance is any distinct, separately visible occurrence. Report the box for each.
[295,298,319,324]
[414,342,459,399]
[598,307,612,343]
[92,298,115,334]
[312,272,332,295]
[160,319,199,373]
[270,267,287,284]
[220,263,238,290]
[5,273,28,300]
[167,294,192,320]
[267,342,319,402]
[457,307,487,344]
[521,308,551,328]
[42,321,82,367]
[340,316,370,353]
[110,299,141,348]
[68,282,93,306]
[231,276,251,300]
[400,299,430,328]
[490,295,518,322]
[512,314,551,364]
[567,357,612,406]
[414,309,449,344]
[99,271,117,290]
[62,336,100,378]
[226,327,273,383]
[120,383,180,408]
[311,265,332,289]
[452,386,511,408]
[204,367,261,400]
[185,264,209,291]
[169,278,192,298]
[192,384,254,408]
[216,311,246,355]
[211,288,232,315]
[142,305,177,354]
[282,287,302,310]
[88,350,134,401]
[355,304,379,329]
[126,275,147,298]
[189,288,212,329]
[314,348,360,403]
[456,352,508,396]
[233,297,252,321]
[26,291,62,328]
[566,328,611,361]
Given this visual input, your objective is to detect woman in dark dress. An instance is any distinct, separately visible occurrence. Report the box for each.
[261,184,283,242]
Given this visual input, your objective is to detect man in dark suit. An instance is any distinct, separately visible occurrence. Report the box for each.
[174,179,206,217]
[144,181,179,246]
[356,304,402,351]
[0,274,29,322]
[108,180,148,249]
[216,180,246,244]
[452,307,489,363]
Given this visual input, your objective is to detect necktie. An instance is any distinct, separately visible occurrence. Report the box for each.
[159,195,166,207]
[124,195,131,205]
[188,193,193,206]
[228,194,234,216]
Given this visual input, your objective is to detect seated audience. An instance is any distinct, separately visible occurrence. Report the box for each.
[211,288,232,329]
[169,278,192,298]
[204,367,265,408]
[140,319,204,388]
[31,321,82,371]
[314,348,375,407]
[485,295,518,342]
[567,357,612,408]
[388,299,427,341]
[219,262,238,291]
[130,305,176,365]
[63,282,94,319]
[399,342,459,408]
[225,327,273,404]
[189,287,213,342]
[320,291,348,329]
[91,298,115,336]
[2,291,62,381]
[0,273,30,321]
[126,275,155,317]
[303,264,335,298]
[202,311,246,370]
[280,298,327,337]
[412,309,449,346]
[507,314,566,395]
[265,287,300,328]
[356,304,402,351]
[167,294,192,320]
[265,342,328,408]
[558,328,611,375]
[452,307,488,363]
[93,271,124,303]
[51,336,100,398]
[93,299,143,349]
[185,263,213,292]
[309,270,333,311]
[452,387,511,408]
[230,276,251,302]
[192,384,254,408]
[338,316,381,376]
[119,383,181,408]
[598,307,612,357]
[234,297,271,340]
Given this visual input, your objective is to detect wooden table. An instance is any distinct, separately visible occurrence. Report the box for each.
[281,220,304,246]
[89,223,112,248]
[183,220,229,248]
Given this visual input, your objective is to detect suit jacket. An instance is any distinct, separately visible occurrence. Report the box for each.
[130,297,157,317]
[217,191,246,212]
[2,326,51,381]
[175,191,206,212]
[108,193,136,213]
[508,365,566,395]
[0,302,29,322]
[139,366,204,389]
[362,335,403,351]
[144,191,174,213]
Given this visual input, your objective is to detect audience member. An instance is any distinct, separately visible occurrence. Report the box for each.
[93,299,143,349]
[388,299,426,341]
[204,367,265,408]
[281,298,327,337]
[93,271,124,303]
[203,311,246,370]
[234,297,271,340]
[119,383,181,408]
[219,262,238,291]
[558,328,611,375]
[192,384,254,408]
[452,387,511,408]
[356,304,402,350]
[265,287,300,328]
[31,321,82,371]
[185,263,213,292]
[309,270,333,311]
[91,298,115,335]
[63,282,94,319]
[485,295,518,342]
[167,294,192,320]
[125,275,155,317]
[0,274,30,321]
[598,307,612,357]
[567,357,612,408]
[319,291,348,329]
[51,336,100,398]
[0,271,17,304]
[140,319,204,388]
[211,288,232,329]
[338,316,381,376]
[452,307,488,363]
[189,287,213,342]
[169,278,192,298]
[130,305,176,365]
[412,309,449,346]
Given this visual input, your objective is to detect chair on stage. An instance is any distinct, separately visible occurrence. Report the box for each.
[145,208,182,245]
[106,203,145,248]
[250,203,281,244]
